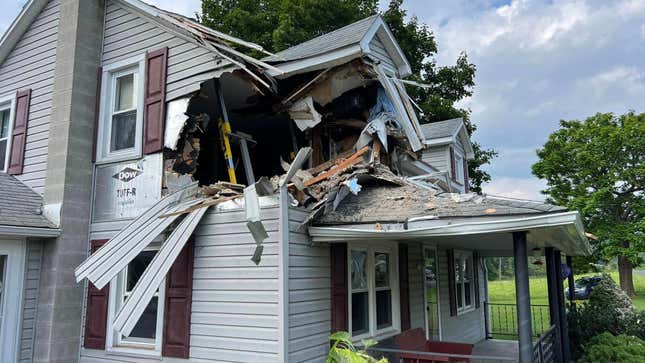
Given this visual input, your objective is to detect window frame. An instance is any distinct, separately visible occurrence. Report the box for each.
[454,152,465,185]
[348,242,401,341]
[106,244,165,356]
[0,94,15,173]
[96,56,145,164]
[453,250,475,314]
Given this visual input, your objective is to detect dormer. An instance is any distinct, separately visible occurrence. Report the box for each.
[420,118,475,193]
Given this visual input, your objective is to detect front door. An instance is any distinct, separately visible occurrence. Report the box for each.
[423,246,441,341]
[0,239,25,363]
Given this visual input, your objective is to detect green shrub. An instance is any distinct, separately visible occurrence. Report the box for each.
[578,333,645,363]
[568,274,644,358]
[327,332,388,363]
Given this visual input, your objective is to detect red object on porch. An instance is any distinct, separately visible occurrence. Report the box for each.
[395,328,473,363]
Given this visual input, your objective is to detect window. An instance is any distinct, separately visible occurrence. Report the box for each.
[97,57,145,163]
[454,153,464,184]
[349,243,400,339]
[0,99,13,172]
[107,247,165,354]
[454,251,474,313]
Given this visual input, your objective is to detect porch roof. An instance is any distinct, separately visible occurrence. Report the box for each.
[0,173,58,237]
[309,183,590,256]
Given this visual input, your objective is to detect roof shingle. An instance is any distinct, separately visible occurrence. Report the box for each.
[0,172,54,228]
[420,118,464,140]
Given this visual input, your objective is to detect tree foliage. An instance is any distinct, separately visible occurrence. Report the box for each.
[200,0,497,192]
[532,112,645,295]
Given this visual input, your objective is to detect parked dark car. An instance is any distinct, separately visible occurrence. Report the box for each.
[565,276,603,300]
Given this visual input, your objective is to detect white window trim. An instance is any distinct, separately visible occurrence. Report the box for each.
[0,94,15,173]
[422,244,442,341]
[454,153,465,185]
[454,250,475,315]
[96,55,145,164]
[106,245,165,356]
[348,241,401,341]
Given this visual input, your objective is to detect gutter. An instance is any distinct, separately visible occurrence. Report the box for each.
[0,225,61,238]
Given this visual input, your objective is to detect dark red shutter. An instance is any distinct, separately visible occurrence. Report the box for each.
[463,158,470,193]
[143,47,168,155]
[163,240,194,358]
[330,243,348,333]
[84,239,110,350]
[92,67,102,163]
[7,89,31,175]
[399,243,411,331]
[446,249,457,316]
[473,251,480,309]
[449,147,456,181]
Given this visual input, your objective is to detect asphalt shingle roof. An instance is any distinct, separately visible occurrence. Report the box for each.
[264,15,379,62]
[420,118,464,140]
[314,182,567,225]
[0,173,54,228]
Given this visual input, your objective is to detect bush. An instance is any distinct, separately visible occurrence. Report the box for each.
[568,274,644,358]
[578,333,645,363]
[327,332,388,363]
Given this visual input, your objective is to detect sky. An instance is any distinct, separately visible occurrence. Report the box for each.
[2,0,644,200]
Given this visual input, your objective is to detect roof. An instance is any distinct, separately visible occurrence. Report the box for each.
[314,182,566,225]
[265,15,379,62]
[421,118,464,140]
[0,172,54,228]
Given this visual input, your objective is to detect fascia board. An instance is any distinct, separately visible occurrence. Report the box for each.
[423,136,455,147]
[453,125,475,159]
[309,212,589,255]
[267,45,363,78]
[0,0,48,67]
[360,16,412,77]
[113,207,208,337]
[0,225,60,238]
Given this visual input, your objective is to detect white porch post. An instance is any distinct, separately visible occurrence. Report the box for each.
[513,231,534,363]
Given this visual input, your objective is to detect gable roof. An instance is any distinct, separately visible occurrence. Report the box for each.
[0,172,56,232]
[265,15,411,78]
[421,118,475,159]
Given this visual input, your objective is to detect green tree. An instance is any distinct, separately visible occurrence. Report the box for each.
[200,0,497,192]
[532,112,645,296]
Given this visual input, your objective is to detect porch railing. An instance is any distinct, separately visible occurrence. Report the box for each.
[367,346,517,363]
[532,324,560,363]
[485,302,550,339]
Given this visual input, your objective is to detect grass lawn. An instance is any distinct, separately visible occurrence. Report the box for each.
[485,271,644,338]
[487,271,645,310]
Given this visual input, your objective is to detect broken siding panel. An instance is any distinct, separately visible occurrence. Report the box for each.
[288,207,331,363]
[368,37,397,73]
[19,240,43,363]
[437,248,485,343]
[190,206,281,362]
[0,0,60,194]
[103,0,230,101]
[407,242,425,330]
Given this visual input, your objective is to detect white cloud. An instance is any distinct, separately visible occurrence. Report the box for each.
[145,0,202,18]
[482,177,547,201]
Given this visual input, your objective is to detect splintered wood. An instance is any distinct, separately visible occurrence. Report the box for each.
[304,146,370,187]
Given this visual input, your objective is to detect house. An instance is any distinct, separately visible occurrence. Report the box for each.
[0,1,589,363]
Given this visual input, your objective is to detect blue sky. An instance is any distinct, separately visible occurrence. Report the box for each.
[2,0,644,200]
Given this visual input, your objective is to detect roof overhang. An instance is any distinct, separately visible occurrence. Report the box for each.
[423,121,475,159]
[309,211,590,256]
[360,16,412,77]
[0,225,60,238]
[0,0,49,67]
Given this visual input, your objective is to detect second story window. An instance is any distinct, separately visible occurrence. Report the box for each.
[97,57,145,163]
[0,100,13,172]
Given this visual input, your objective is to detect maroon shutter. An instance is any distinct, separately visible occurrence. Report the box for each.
[473,251,481,309]
[463,158,470,193]
[399,243,411,331]
[446,249,457,316]
[449,147,456,181]
[163,240,194,358]
[7,89,31,175]
[84,239,110,350]
[330,243,348,333]
[143,47,168,155]
[92,67,102,163]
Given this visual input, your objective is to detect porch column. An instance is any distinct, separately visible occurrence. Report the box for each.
[566,256,576,313]
[554,251,571,362]
[544,248,562,362]
[513,232,534,363]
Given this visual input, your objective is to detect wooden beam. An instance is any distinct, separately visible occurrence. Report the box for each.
[304,146,369,187]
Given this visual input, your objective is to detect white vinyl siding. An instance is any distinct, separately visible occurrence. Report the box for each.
[421,146,449,173]
[0,0,60,194]
[103,0,231,101]
[288,207,331,363]
[368,37,397,72]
